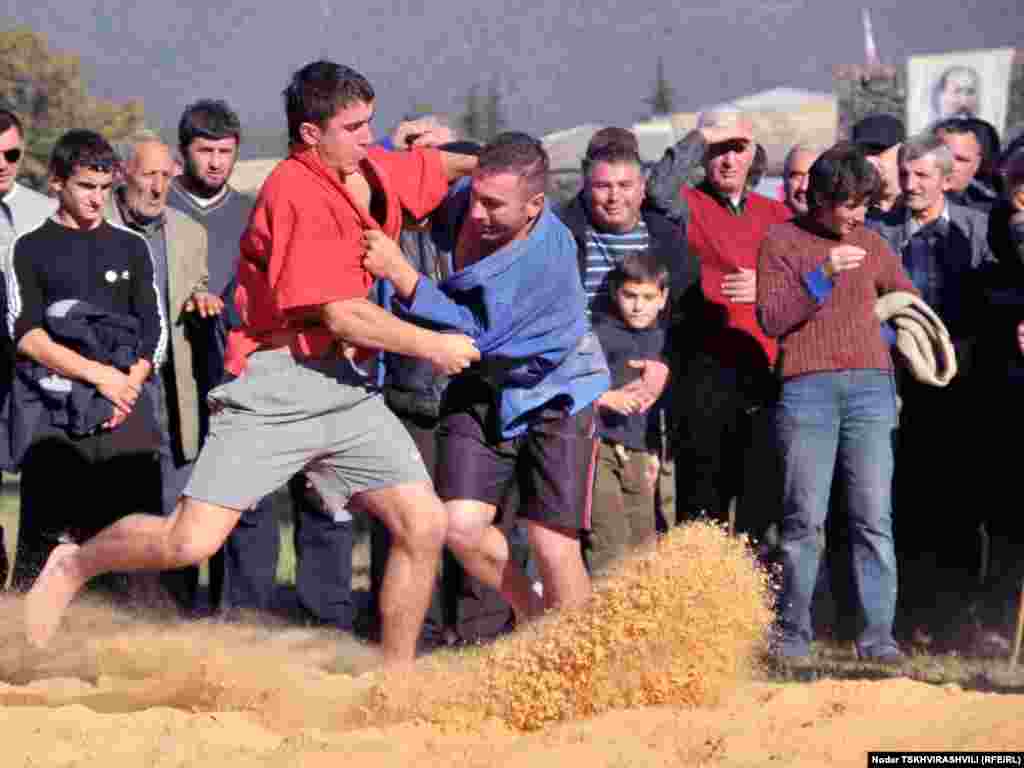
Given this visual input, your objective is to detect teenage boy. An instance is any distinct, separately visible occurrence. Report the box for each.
[586,251,668,575]
[6,129,166,589]
[168,98,354,627]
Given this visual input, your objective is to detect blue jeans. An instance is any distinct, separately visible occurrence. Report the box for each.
[774,370,899,658]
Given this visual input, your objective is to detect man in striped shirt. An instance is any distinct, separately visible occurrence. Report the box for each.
[564,129,655,317]
[558,128,698,530]
[580,196,651,318]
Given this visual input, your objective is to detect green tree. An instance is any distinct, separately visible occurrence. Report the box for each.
[644,56,675,117]
[484,78,505,141]
[460,83,483,142]
[0,25,144,189]
[833,63,905,139]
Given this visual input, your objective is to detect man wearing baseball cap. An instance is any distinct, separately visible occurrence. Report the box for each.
[851,114,905,216]
[644,108,790,536]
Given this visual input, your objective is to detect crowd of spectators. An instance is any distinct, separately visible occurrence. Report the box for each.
[1,64,1024,662]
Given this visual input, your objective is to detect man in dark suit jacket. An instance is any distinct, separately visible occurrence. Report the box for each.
[933,117,1001,215]
[866,132,993,651]
[965,145,1024,654]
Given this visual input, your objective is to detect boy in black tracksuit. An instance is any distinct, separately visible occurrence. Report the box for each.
[586,251,668,575]
[5,130,165,589]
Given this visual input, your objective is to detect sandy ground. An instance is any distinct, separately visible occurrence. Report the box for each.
[3,668,1022,768]
[2,525,1022,767]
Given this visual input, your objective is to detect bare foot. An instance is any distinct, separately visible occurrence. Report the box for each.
[24,543,83,649]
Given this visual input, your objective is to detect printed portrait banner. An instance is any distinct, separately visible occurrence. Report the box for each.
[906,48,1015,135]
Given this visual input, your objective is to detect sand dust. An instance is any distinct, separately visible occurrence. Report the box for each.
[1,523,1022,767]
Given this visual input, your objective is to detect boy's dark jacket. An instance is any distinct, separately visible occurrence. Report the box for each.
[1,300,160,469]
[558,194,699,444]
[395,181,610,437]
[592,313,666,452]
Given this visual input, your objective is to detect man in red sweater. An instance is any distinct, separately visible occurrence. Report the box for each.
[645,109,790,533]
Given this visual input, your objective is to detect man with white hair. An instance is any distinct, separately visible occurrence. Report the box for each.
[867,133,992,650]
[105,131,217,611]
[645,108,790,534]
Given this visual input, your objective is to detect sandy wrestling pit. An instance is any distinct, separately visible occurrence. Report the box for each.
[1,524,1021,767]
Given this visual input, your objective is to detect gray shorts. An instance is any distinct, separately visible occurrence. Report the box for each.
[183,348,431,520]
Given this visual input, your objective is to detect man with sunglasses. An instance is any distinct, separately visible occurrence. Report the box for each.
[0,110,56,588]
[0,112,57,262]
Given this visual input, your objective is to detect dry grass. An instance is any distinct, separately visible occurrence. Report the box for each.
[763,637,1024,692]
[0,522,774,736]
[2,507,1019,741]
[359,521,774,731]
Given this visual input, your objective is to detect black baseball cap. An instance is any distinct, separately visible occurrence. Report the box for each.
[851,114,905,153]
[437,140,482,156]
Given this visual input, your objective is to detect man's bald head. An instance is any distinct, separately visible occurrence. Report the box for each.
[120,132,175,221]
[783,144,822,215]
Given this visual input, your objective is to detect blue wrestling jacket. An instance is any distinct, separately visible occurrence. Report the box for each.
[395,181,610,437]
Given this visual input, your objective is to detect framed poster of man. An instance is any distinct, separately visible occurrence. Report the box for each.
[907,48,1015,135]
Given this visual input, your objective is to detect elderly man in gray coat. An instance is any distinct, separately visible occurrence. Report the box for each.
[106,131,217,612]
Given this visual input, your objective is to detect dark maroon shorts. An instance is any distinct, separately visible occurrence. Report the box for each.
[435,377,599,532]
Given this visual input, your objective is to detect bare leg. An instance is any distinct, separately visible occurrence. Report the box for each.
[25,498,241,648]
[356,482,446,667]
[526,520,591,612]
[446,499,540,622]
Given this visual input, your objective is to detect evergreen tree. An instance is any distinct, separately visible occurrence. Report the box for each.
[460,79,506,142]
[484,78,505,141]
[645,56,675,117]
[460,83,483,141]
[833,63,905,139]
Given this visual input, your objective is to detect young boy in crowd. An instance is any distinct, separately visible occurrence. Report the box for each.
[586,251,669,575]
